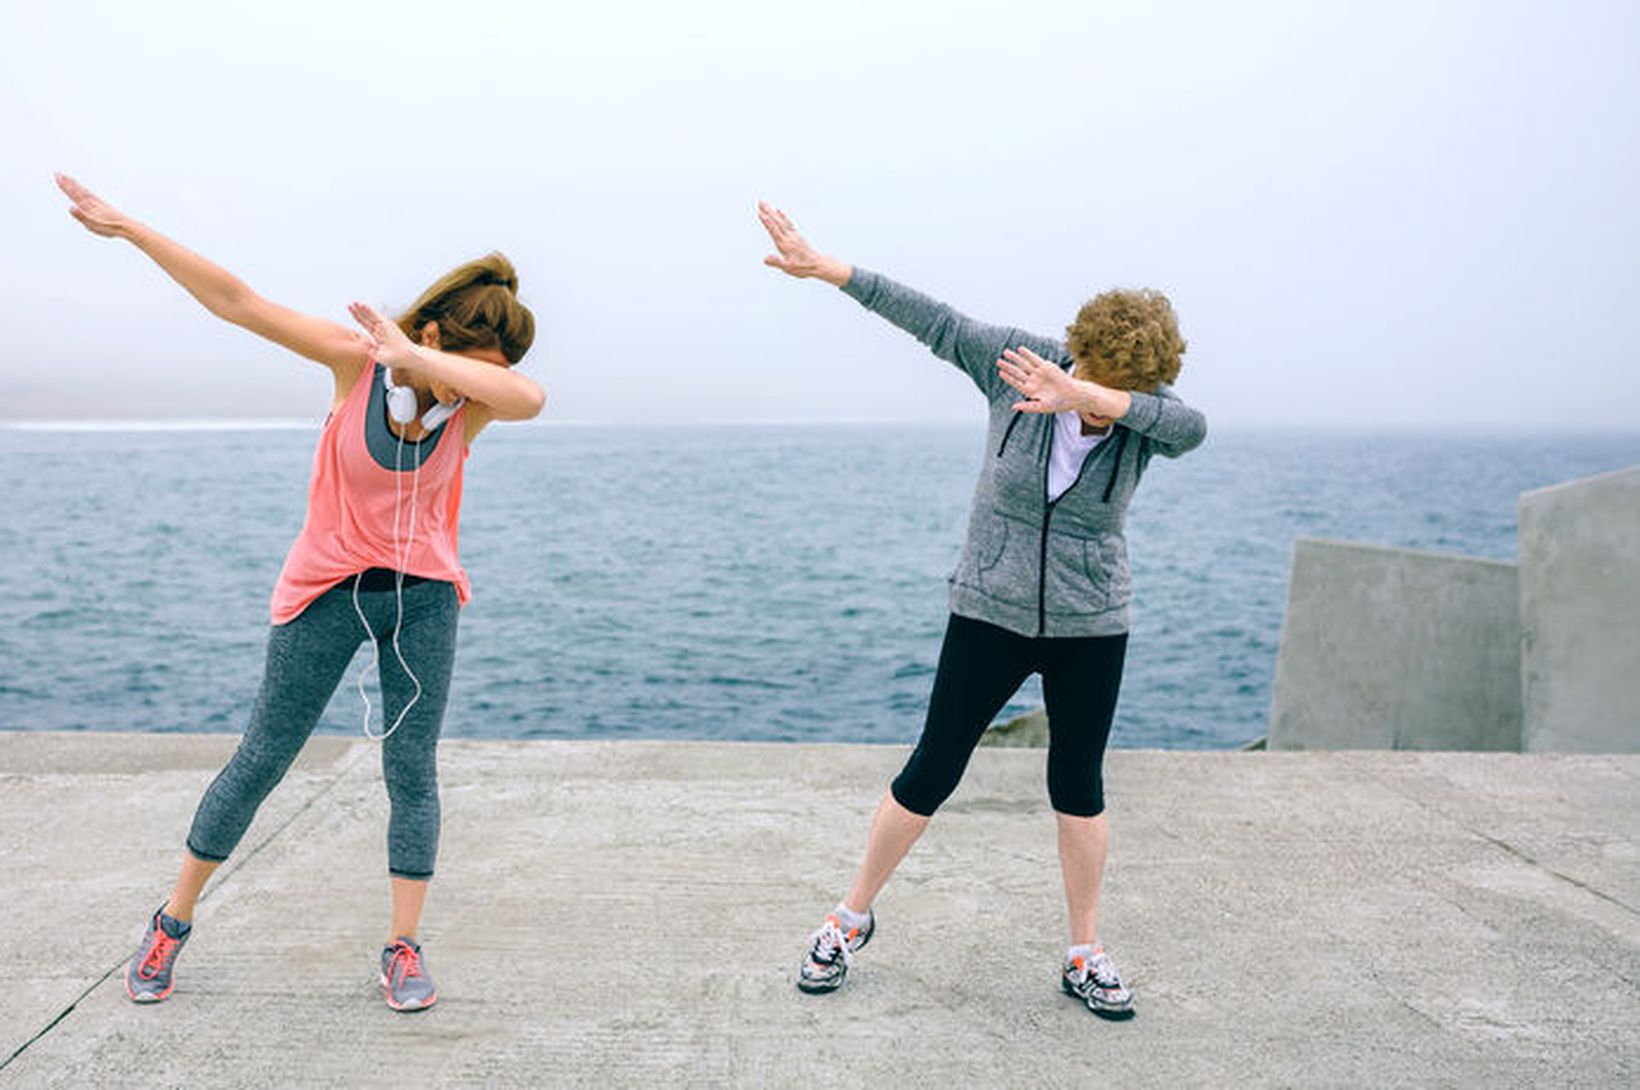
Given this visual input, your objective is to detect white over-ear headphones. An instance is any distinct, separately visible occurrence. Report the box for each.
[383,366,465,431]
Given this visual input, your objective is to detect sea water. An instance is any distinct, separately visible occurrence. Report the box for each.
[2,422,1635,748]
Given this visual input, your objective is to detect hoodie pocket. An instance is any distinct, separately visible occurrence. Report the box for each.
[1080,536,1131,612]
[978,517,1009,575]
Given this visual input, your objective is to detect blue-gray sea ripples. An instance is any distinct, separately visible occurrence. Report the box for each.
[2,422,1636,748]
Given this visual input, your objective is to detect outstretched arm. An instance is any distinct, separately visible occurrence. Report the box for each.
[55,173,370,382]
[757,201,1059,400]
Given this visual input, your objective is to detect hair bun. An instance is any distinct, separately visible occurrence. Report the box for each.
[459,252,519,295]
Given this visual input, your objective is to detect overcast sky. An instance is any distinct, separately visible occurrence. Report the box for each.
[1,0,1635,428]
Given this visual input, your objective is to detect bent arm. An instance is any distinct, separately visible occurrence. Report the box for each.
[842,268,1063,401]
[410,347,545,421]
[1118,386,1207,458]
[345,300,544,426]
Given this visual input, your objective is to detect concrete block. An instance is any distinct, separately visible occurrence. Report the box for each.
[980,707,1048,747]
[1270,538,1521,750]
[1519,465,1640,753]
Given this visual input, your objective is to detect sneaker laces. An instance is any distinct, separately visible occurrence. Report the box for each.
[388,941,423,983]
[1086,949,1124,991]
[138,929,179,980]
[807,916,852,969]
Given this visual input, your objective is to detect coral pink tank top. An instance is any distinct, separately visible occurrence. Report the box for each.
[269,362,472,624]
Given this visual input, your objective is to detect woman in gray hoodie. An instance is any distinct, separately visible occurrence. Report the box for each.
[758,202,1206,1020]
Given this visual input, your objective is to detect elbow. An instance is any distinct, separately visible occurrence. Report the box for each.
[208,283,258,327]
[506,380,546,421]
[1151,412,1207,459]
[1187,411,1208,451]
[1170,413,1209,457]
[522,384,546,420]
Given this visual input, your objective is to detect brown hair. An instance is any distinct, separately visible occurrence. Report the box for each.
[1065,288,1185,392]
[396,252,535,364]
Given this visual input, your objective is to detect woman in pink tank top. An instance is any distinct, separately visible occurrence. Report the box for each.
[58,174,544,1013]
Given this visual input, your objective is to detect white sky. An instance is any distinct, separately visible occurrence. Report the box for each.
[1,0,1635,428]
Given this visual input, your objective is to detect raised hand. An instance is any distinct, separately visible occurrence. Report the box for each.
[56,173,133,239]
[997,346,1131,422]
[757,201,851,286]
[348,301,423,373]
[998,347,1082,413]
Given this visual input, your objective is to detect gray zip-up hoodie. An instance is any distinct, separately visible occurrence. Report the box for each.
[843,268,1207,638]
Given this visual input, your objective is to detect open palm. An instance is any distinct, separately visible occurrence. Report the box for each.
[55,173,130,238]
[758,201,828,279]
[998,347,1081,413]
[348,301,423,372]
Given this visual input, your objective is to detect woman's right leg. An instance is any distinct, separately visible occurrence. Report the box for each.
[842,792,929,915]
[800,615,1034,991]
[845,615,1035,908]
[171,587,365,918]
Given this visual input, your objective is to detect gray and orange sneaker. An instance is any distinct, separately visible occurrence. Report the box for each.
[381,937,438,1012]
[1061,946,1135,1020]
[796,910,874,994]
[125,906,191,1003]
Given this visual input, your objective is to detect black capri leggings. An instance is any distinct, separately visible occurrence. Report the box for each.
[892,613,1127,818]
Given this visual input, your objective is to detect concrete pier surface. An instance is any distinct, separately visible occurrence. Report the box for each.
[2,734,1636,1088]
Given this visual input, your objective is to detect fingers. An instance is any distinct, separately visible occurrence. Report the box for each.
[755,199,803,251]
[756,201,781,241]
[996,359,1030,391]
[1001,347,1044,373]
[348,301,386,334]
[1011,399,1055,414]
[55,172,90,204]
[756,201,788,242]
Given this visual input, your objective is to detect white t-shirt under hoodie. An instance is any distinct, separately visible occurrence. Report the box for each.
[1047,411,1109,502]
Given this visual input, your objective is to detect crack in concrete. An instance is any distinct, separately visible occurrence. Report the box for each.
[1469,828,1640,919]
[1376,769,1640,921]
[0,745,366,1076]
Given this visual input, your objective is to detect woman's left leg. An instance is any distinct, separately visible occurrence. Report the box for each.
[371,581,459,932]
[1041,632,1134,1017]
[1040,632,1127,942]
[367,580,458,1012]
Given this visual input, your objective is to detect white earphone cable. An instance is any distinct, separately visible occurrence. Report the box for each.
[353,368,426,742]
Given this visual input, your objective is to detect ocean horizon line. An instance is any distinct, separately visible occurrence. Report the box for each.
[4,417,1639,437]
[0,416,978,433]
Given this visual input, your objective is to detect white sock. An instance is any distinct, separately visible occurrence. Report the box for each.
[834,902,870,931]
[1067,942,1101,964]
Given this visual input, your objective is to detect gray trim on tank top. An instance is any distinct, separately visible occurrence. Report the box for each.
[365,363,453,471]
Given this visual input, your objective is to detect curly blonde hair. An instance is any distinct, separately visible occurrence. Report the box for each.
[1065,288,1185,392]
[396,252,535,364]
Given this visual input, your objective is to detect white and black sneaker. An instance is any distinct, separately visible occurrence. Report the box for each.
[796,910,875,994]
[1062,946,1135,1020]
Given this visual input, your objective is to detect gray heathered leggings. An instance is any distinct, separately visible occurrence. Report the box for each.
[186,578,458,880]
